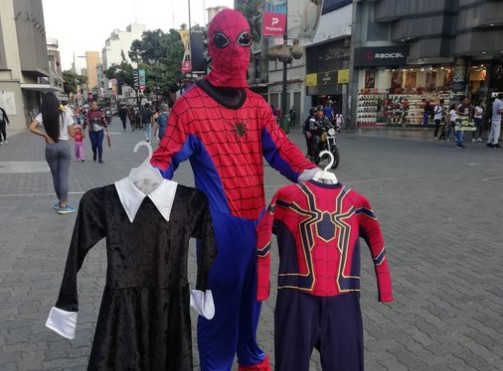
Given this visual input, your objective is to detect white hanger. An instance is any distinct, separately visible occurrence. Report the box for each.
[128,141,163,194]
[312,150,338,184]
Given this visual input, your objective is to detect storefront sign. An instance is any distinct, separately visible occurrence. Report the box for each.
[354,46,408,67]
[338,69,349,84]
[318,70,337,85]
[305,73,317,86]
[138,69,146,91]
[451,57,467,94]
[262,1,287,36]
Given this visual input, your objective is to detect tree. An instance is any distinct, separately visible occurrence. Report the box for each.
[103,61,134,90]
[128,28,184,92]
[62,70,87,95]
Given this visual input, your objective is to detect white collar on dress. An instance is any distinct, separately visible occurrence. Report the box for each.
[114,177,178,223]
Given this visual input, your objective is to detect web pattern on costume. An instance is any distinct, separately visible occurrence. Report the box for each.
[206,9,251,88]
[151,87,314,220]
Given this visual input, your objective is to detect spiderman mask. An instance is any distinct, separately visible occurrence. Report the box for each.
[207,9,252,89]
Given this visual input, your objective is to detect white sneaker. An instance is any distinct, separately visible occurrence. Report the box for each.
[477,138,482,142]
[472,138,476,142]
[0,142,3,145]
[4,140,7,144]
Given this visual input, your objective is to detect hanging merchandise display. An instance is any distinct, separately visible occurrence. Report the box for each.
[45,142,217,370]
[256,174,393,371]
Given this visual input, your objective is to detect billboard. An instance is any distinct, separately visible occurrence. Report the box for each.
[262,0,287,36]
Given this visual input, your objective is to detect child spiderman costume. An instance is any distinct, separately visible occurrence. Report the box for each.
[256,181,393,370]
[151,9,317,371]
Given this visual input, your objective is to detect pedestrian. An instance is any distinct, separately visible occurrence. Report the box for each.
[118,104,128,132]
[472,98,484,142]
[334,111,344,131]
[0,105,9,145]
[289,106,296,127]
[438,116,448,141]
[422,99,431,128]
[323,101,333,121]
[446,104,457,141]
[456,97,472,148]
[84,100,109,163]
[153,103,169,143]
[127,106,138,131]
[27,91,75,214]
[73,120,85,162]
[433,99,444,139]
[303,107,316,158]
[151,9,317,370]
[487,93,503,148]
[140,103,153,143]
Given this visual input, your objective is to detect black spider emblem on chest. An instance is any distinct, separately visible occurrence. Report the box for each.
[226,121,248,141]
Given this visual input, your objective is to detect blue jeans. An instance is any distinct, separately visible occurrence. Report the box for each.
[89,130,104,161]
[423,112,429,128]
[455,129,464,147]
[45,140,71,202]
[143,123,152,142]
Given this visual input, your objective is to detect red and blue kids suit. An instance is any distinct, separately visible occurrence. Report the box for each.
[256,180,393,371]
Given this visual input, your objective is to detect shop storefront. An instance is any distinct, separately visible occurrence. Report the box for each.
[355,65,453,126]
[305,37,351,117]
[353,45,455,127]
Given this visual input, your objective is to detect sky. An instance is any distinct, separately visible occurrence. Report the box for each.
[42,0,234,71]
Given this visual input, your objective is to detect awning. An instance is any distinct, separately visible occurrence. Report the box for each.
[20,84,60,92]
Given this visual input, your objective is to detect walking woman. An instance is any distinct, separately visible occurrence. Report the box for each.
[28,92,75,214]
[84,101,110,163]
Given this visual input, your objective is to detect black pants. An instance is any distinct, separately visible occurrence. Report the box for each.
[0,120,7,141]
[434,119,442,137]
[274,291,363,371]
[120,116,127,130]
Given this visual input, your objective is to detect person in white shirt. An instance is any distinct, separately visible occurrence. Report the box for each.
[487,93,503,148]
[472,98,484,142]
[446,104,458,141]
[433,99,444,139]
[28,92,76,214]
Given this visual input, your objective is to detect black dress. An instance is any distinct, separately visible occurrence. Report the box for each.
[48,180,217,370]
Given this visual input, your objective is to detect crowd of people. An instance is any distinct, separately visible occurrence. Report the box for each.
[25,94,171,215]
[430,94,503,149]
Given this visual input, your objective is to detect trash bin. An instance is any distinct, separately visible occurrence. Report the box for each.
[280,115,290,134]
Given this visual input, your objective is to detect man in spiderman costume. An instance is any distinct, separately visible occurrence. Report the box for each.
[151,9,317,371]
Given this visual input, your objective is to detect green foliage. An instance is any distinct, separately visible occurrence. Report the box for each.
[103,61,134,88]
[62,70,87,94]
[128,29,184,91]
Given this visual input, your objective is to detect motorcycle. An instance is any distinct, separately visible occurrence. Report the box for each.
[313,124,340,169]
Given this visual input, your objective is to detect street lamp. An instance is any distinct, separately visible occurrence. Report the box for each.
[266,1,303,134]
[268,39,303,134]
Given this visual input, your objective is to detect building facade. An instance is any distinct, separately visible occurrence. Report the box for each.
[349,0,503,127]
[85,51,100,92]
[264,0,352,127]
[0,0,51,130]
[101,23,146,70]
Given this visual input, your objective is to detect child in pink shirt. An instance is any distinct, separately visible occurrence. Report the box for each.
[73,123,85,161]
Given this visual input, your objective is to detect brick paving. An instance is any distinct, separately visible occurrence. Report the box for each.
[1,118,503,370]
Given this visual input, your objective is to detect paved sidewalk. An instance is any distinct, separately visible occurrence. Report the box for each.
[1,119,503,370]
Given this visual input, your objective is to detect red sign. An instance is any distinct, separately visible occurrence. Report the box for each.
[182,59,192,74]
[262,12,286,36]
